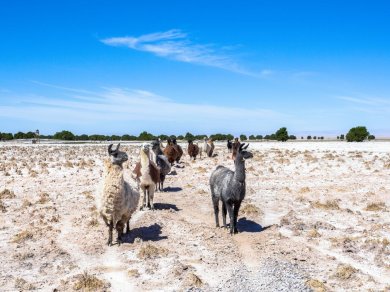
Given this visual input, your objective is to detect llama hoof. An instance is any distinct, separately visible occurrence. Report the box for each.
[107,241,113,246]
[234,229,239,234]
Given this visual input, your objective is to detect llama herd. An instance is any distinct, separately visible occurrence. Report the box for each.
[97,138,252,245]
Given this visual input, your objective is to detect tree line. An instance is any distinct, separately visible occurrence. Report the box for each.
[0,126,376,142]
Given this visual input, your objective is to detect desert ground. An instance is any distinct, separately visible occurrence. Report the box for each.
[0,141,389,291]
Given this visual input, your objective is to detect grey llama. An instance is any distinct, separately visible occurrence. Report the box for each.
[151,140,171,191]
[209,143,253,235]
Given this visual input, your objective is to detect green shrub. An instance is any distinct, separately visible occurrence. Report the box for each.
[346,126,369,142]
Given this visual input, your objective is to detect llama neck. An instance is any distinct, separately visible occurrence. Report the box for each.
[104,162,123,184]
[234,159,246,182]
[140,151,150,173]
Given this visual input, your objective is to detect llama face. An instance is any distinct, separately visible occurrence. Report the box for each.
[108,143,128,165]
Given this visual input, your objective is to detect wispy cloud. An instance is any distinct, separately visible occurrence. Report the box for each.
[101,29,263,77]
[337,95,390,106]
[0,83,285,134]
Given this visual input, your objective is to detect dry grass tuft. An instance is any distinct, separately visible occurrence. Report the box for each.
[197,167,207,173]
[88,218,99,227]
[127,269,140,278]
[82,190,94,200]
[137,243,168,259]
[311,200,340,210]
[307,229,321,238]
[185,272,203,287]
[15,278,35,290]
[365,202,386,211]
[241,203,262,217]
[306,279,326,292]
[335,264,357,280]
[299,187,310,193]
[73,271,108,291]
[0,200,6,212]
[37,192,50,204]
[12,230,34,243]
[0,188,15,199]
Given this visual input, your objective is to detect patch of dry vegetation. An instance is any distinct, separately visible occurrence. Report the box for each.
[127,269,140,278]
[73,271,108,291]
[311,200,340,210]
[14,278,35,290]
[365,202,386,211]
[137,243,168,259]
[0,188,15,199]
[335,264,357,280]
[306,279,326,292]
[12,230,34,243]
[241,203,262,217]
[185,272,203,287]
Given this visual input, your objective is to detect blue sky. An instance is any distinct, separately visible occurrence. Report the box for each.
[1,1,390,136]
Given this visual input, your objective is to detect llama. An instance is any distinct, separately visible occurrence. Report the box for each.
[163,138,179,165]
[227,140,233,153]
[133,143,159,210]
[187,140,200,160]
[207,139,215,157]
[172,139,183,163]
[151,140,171,191]
[209,143,253,235]
[201,137,210,158]
[98,143,140,246]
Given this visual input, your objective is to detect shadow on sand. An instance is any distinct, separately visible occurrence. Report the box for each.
[237,217,273,233]
[163,186,182,193]
[153,202,180,211]
[122,223,167,243]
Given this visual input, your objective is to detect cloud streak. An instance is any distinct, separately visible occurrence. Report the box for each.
[101,29,262,77]
[0,84,285,134]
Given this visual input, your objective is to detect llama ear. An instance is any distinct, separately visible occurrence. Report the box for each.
[116,143,121,151]
[108,144,113,154]
[243,143,249,150]
[239,143,244,151]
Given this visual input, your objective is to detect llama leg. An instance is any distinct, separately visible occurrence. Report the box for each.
[225,202,234,235]
[149,187,155,210]
[141,187,147,210]
[107,220,113,246]
[233,201,242,234]
[126,219,130,234]
[222,201,227,228]
[212,196,220,227]
[116,221,124,245]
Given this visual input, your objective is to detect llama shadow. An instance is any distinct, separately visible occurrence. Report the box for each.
[153,202,180,211]
[237,217,271,233]
[163,186,182,192]
[174,164,185,169]
[122,223,167,243]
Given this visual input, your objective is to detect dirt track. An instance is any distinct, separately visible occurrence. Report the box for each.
[0,142,389,291]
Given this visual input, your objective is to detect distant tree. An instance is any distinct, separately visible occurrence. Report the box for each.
[89,134,107,141]
[270,133,277,140]
[307,135,312,140]
[289,135,297,140]
[194,134,208,140]
[0,132,13,140]
[340,134,345,140]
[54,130,75,141]
[110,135,121,141]
[25,131,36,139]
[346,126,369,142]
[226,134,234,140]
[158,134,169,141]
[275,127,289,142]
[14,132,25,139]
[177,135,184,140]
[138,131,156,141]
[256,135,263,140]
[240,134,247,141]
[337,136,340,140]
[184,132,194,141]
[301,136,304,139]
[169,134,177,140]
[368,134,375,140]
[249,135,256,140]
[76,134,89,141]
[320,136,324,140]
[264,135,270,140]
[313,136,317,140]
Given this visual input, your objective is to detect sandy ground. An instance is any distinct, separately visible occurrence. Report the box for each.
[0,141,389,291]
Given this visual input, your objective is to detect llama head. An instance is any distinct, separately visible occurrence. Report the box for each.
[188,140,193,145]
[151,140,160,151]
[108,143,128,165]
[236,143,253,161]
[172,138,177,145]
[141,143,150,155]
